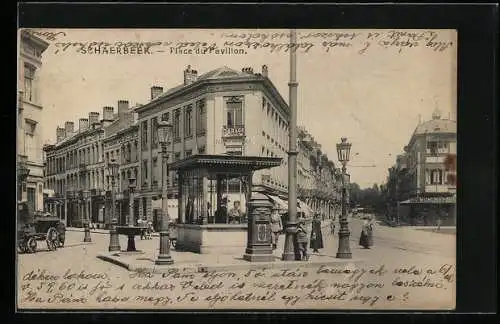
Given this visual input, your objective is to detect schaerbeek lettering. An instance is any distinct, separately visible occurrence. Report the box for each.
[79,44,153,55]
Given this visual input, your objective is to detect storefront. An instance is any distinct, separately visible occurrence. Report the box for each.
[399,194,456,226]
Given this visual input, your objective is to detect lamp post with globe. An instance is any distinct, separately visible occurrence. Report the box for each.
[155,120,174,265]
[336,137,352,259]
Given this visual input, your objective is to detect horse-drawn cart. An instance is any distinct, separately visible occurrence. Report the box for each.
[17,201,66,254]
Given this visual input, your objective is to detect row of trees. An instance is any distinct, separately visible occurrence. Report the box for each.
[349,183,385,213]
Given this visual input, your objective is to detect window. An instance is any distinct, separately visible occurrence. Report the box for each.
[25,119,37,136]
[174,152,181,161]
[151,117,158,149]
[427,141,438,155]
[24,64,35,102]
[430,169,443,185]
[141,121,148,149]
[185,149,192,157]
[198,146,206,154]
[196,99,206,134]
[225,97,243,128]
[173,109,181,140]
[142,160,148,185]
[161,112,170,122]
[27,187,36,212]
[184,105,193,137]
[152,157,158,186]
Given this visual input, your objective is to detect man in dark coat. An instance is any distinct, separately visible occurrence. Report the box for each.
[310,214,324,253]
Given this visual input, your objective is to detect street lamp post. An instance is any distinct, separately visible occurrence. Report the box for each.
[155,120,174,265]
[82,190,91,242]
[128,176,136,227]
[336,137,352,259]
[108,159,121,252]
[283,28,299,261]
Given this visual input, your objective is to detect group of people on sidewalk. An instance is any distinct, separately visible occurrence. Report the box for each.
[270,206,376,261]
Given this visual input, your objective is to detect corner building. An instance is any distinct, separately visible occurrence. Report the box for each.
[18,30,49,212]
[135,65,292,223]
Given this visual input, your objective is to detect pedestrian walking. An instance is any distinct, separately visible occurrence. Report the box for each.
[296,217,309,261]
[436,217,442,232]
[330,219,336,235]
[270,207,283,250]
[310,214,324,253]
[359,217,374,249]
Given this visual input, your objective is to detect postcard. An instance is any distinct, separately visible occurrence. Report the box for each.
[17,28,457,310]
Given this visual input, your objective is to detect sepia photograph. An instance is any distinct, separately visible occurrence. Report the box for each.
[17,28,457,310]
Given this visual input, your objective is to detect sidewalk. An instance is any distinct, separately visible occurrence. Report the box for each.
[96,220,361,273]
[68,221,334,237]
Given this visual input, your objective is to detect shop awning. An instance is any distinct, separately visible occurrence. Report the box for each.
[264,194,288,212]
[298,199,315,217]
[400,196,456,205]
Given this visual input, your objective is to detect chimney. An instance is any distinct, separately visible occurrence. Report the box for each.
[242,67,254,74]
[183,65,198,85]
[262,65,268,77]
[78,118,89,132]
[64,121,74,134]
[150,86,163,100]
[118,100,130,118]
[56,127,66,142]
[89,112,100,127]
[102,106,114,121]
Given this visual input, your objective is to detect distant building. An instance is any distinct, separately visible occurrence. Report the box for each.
[385,108,457,226]
[18,30,49,212]
[43,103,138,228]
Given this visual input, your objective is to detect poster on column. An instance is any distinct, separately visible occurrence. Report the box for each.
[17,23,457,311]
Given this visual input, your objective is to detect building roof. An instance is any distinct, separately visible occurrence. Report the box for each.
[169,154,282,173]
[197,66,247,80]
[137,66,288,115]
[413,118,456,135]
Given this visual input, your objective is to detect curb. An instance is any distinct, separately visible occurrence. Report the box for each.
[67,228,160,237]
[97,252,363,274]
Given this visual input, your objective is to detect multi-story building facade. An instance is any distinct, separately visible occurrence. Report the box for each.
[18,30,49,212]
[385,108,457,225]
[134,65,292,223]
[297,127,339,220]
[102,101,140,226]
[43,102,138,228]
[135,65,339,223]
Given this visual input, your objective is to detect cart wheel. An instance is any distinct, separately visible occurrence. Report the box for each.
[18,241,26,254]
[46,227,59,251]
[27,237,37,253]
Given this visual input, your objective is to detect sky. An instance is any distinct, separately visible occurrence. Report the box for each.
[30,29,457,189]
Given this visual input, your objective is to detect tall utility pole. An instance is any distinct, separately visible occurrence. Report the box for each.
[282,29,299,261]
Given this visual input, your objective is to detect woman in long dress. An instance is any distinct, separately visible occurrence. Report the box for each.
[310,214,324,253]
[359,218,373,249]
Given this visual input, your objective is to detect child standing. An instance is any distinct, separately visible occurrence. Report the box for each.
[296,218,309,261]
